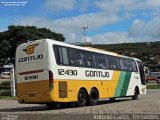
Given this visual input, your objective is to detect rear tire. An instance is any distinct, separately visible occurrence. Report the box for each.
[77,89,88,107]
[132,88,139,100]
[88,89,99,106]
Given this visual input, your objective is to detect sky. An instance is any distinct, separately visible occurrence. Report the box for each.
[0,0,160,44]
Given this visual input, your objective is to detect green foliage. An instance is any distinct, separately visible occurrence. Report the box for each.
[0,25,65,64]
[0,84,10,90]
[93,41,160,71]
[0,81,11,96]
[0,96,16,99]
[0,90,11,96]
[147,84,160,89]
[1,81,10,85]
[93,42,160,55]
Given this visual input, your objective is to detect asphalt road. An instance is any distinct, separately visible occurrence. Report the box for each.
[0,89,160,120]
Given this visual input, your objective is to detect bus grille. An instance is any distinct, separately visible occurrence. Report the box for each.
[58,81,67,98]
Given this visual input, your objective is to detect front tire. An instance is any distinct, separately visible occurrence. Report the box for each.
[132,88,139,100]
[77,89,88,107]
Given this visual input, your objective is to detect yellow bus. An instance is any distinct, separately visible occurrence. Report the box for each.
[16,39,146,108]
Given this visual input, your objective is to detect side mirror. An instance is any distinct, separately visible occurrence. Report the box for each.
[144,67,149,75]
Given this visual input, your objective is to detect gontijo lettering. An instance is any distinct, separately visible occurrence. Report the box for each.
[18,43,44,63]
[85,70,109,77]
[18,54,43,63]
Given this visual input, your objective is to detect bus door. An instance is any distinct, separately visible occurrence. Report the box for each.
[136,60,146,85]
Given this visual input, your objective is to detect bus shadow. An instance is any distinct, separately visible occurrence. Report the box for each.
[0,106,48,112]
[98,98,132,105]
[0,98,133,112]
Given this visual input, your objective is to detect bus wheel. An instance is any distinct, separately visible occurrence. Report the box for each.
[132,88,139,100]
[77,89,88,107]
[89,89,99,106]
[46,103,57,109]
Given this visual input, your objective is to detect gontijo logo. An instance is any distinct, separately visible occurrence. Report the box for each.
[18,43,43,63]
[23,43,39,55]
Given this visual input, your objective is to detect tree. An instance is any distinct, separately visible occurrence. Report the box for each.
[0,25,65,64]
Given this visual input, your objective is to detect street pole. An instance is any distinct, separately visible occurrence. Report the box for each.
[10,68,16,97]
[81,26,88,46]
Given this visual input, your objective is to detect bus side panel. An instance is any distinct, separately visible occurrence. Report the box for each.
[52,80,108,102]
[114,71,132,97]
[107,71,120,98]
[126,72,140,96]
[51,70,128,102]
[127,73,146,95]
[53,71,121,103]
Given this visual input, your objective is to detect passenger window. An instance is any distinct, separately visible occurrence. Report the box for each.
[58,47,69,65]
[131,60,138,72]
[120,59,129,71]
[61,47,69,65]
[53,45,61,64]
[54,45,138,72]
[97,55,109,69]
[108,56,120,70]
[83,52,96,67]
[120,59,138,72]
[69,49,84,66]
[53,45,69,65]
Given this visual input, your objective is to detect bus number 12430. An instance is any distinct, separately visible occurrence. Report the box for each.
[58,69,78,76]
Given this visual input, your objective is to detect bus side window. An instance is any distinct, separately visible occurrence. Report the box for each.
[130,60,138,72]
[83,52,96,68]
[61,47,69,65]
[85,61,91,67]
[137,61,145,85]
[120,59,126,71]
[108,56,120,70]
[53,45,69,65]
[128,61,133,71]
[53,45,61,64]
[69,49,84,66]
[120,59,138,72]
[97,54,109,69]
